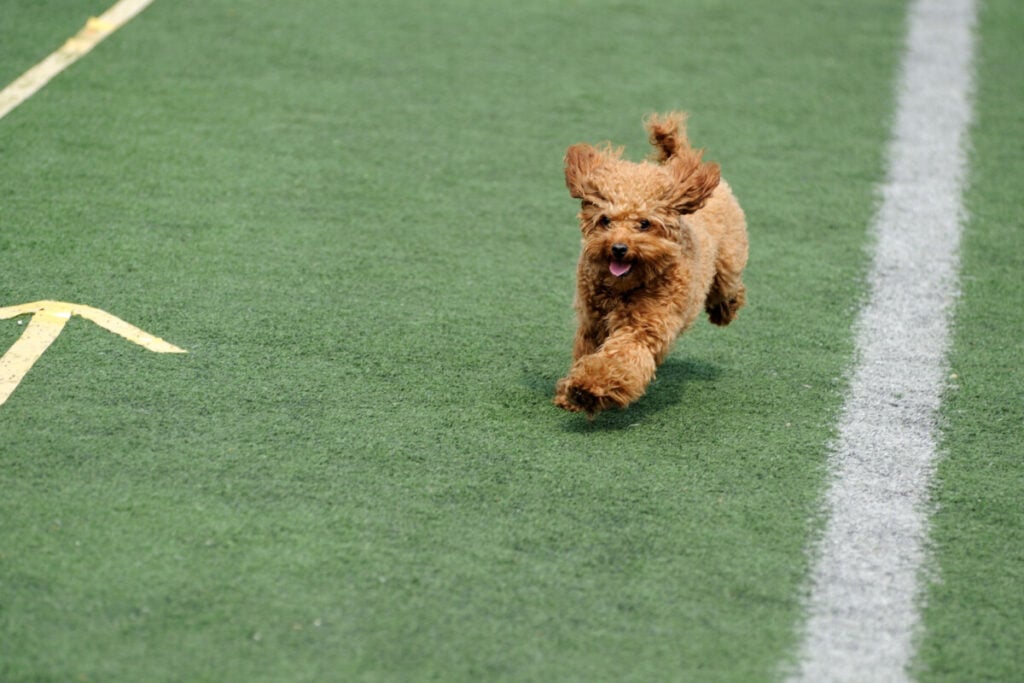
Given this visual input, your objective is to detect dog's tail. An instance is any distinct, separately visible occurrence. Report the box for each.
[645,112,691,162]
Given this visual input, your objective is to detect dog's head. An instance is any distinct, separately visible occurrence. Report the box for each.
[564,112,720,286]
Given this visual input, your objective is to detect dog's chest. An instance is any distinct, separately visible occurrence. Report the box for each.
[586,279,680,323]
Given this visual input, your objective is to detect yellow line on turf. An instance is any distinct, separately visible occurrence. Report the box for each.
[0,0,155,121]
[0,301,186,408]
[0,311,68,407]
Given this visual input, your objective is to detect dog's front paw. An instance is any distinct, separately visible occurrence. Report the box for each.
[554,380,600,414]
[554,376,618,416]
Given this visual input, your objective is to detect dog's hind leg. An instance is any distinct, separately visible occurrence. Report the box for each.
[704,221,748,326]
[695,181,748,326]
[705,272,746,326]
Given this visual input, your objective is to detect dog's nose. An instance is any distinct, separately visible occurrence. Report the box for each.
[611,243,628,259]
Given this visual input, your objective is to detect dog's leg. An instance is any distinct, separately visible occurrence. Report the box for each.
[571,318,603,361]
[554,325,670,415]
[700,183,748,326]
[705,232,748,326]
[705,275,746,326]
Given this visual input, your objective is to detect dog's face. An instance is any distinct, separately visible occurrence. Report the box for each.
[565,143,720,286]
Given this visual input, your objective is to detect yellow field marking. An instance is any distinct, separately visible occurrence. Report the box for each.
[0,300,185,407]
[0,0,156,121]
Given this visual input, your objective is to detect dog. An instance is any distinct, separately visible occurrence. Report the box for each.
[553,112,748,415]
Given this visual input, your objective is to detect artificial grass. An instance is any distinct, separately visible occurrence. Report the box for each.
[915,0,1024,680]
[0,1,914,681]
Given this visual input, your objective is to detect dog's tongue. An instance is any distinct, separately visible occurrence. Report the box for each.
[609,260,632,277]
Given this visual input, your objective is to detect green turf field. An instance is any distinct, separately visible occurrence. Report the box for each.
[915,1,1024,680]
[1,1,1021,681]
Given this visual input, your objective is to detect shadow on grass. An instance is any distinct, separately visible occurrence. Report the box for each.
[525,357,723,432]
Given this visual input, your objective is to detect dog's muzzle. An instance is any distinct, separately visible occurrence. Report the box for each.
[609,243,632,277]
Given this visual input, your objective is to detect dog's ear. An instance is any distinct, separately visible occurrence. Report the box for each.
[645,112,689,163]
[663,149,721,214]
[648,111,721,212]
[564,144,605,200]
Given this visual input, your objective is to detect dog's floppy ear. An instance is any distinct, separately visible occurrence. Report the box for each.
[564,143,605,200]
[645,112,689,163]
[648,111,720,212]
[663,149,721,214]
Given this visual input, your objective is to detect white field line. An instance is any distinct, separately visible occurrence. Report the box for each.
[787,1,978,682]
[0,0,155,121]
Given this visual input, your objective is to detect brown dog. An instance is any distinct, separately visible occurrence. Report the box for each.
[554,112,748,415]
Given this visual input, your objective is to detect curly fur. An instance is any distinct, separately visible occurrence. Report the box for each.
[554,112,749,415]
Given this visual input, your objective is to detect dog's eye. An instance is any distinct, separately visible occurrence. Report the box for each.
[637,219,651,231]
[598,215,611,228]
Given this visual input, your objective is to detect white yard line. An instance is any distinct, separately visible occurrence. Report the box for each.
[0,0,155,120]
[787,1,978,682]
